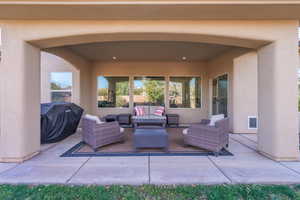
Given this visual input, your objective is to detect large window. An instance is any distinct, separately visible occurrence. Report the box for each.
[50,72,72,102]
[133,77,165,106]
[169,77,201,108]
[97,76,129,108]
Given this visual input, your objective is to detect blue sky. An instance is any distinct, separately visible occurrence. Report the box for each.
[98,76,108,88]
[97,76,143,88]
[51,72,72,87]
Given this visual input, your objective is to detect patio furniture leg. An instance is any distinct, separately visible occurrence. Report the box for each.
[183,143,189,148]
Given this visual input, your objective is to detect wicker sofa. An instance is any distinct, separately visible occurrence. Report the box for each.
[132,106,167,127]
[183,118,229,155]
[82,116,125,151]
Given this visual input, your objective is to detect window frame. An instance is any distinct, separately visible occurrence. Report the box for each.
[133,76,166,107]
[97,76,130,108]
[168,76,202,109]
[95,75,203,110]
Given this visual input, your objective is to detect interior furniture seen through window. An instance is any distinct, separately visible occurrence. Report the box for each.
[50,72,73,103]
[133,76,165,106]
[169,77,201,108]
[97,76,129,108]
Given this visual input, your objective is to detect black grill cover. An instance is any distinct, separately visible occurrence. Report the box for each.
[41,103,84,144]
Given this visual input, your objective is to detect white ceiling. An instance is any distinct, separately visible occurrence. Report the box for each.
[66,41,235,61]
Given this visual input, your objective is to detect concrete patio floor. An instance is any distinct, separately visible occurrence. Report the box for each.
[0,131,300,185]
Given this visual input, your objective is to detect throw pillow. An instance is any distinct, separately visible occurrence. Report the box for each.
[135,106,145,116]
[154,106,164,116]
[208,114,225,126]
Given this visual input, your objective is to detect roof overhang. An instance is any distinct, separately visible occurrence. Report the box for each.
[2,1,300,20]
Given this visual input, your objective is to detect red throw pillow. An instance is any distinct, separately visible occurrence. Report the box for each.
[135,106,145,116]
[154,106,164,116]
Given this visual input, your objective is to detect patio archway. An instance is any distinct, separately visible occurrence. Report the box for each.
[0,20,298,162]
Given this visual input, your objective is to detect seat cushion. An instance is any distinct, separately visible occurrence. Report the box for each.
[209,114,225,126]
[182,128,189,135]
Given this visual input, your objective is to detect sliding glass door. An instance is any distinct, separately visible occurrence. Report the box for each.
[212,74,228,117]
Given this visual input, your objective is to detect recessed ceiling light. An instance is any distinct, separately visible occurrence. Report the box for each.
[182,56,187,61]
[112,56,117,60]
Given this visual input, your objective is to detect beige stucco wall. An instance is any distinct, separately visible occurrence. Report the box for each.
[91,61,209,124]
[40,51,80,105]
[0,20,299,161]
[233,51,258,134]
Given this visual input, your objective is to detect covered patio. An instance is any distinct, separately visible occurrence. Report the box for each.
[1,131,300,185]
[0,3,299,163]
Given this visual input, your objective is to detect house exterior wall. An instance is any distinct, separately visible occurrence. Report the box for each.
[0,19,299,161]
[233,51,258,134]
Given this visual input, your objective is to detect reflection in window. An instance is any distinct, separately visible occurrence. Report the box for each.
[50,72,72,102]
[169,77,201,108]
[133,77,165,106]
[97,76,129,108]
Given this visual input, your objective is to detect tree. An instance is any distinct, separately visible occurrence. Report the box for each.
[98,88,108,97]
[144,80,164,105]
[51,82,63,90]
[116,81,129,96]
[133,88,143,95]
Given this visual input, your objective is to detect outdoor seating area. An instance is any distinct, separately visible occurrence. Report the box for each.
[76,106,231,157]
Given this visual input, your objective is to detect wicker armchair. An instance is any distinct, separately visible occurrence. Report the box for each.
[82,117,125,151]
[183,118,229,155]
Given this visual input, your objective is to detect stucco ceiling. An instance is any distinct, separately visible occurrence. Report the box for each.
[66,41,235,61]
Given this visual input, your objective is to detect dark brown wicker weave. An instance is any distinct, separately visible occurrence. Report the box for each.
[183,118,229,155]
[82,117,125,151]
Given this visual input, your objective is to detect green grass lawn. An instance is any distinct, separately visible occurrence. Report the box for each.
[1,184,300,200]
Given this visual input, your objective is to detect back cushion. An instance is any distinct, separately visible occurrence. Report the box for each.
[135,106,145,116]
[154,106,165,116]
[209,114,225,126]
[85,114,103,124]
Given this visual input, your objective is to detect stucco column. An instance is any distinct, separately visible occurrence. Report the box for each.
[0,26,41,162]
[257,32,299,161]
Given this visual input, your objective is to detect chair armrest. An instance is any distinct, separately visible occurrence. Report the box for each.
[95,121,119,129]
[188,124,222,137]
[199,119,210,125]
